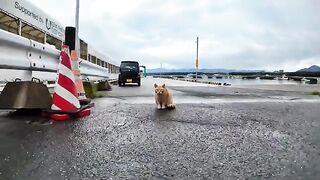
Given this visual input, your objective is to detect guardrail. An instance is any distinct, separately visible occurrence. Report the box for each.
[0,30,111,81]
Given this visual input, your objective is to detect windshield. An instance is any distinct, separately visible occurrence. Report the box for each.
[121,62,139,71]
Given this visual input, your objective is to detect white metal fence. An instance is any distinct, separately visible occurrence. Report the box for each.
[0,30,114,81]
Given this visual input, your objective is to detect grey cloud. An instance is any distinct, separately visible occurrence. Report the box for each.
[30,0,320,71]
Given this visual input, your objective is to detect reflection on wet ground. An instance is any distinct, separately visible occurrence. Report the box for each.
[0,78,320,179]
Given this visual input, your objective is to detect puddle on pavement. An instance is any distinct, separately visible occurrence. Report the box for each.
[118,96,320,104]
[0,110,54,126]
[26,119,54,126]
[267,96,301,100]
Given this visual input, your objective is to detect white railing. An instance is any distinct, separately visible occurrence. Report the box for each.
[0,29,113,81]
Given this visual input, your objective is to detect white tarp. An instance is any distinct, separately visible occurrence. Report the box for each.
[0,0,64,40]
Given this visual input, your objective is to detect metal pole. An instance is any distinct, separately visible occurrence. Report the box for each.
[160,63,162,78]
[196,36,199,81]
[18,19,22,35]
[44,32,47,44]
[75,0,80,56]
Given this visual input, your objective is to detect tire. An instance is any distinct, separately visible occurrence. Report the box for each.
[137,80,141,86]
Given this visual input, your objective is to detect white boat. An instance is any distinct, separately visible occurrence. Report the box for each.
[186,74,196,78]
[278,75,288,80]
[301,77,310,83]
[186,74,205,79]
[213,74,223,79]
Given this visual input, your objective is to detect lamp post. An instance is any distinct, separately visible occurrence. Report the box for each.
[75,0,80,57]
[160,62,163,78]
[196,36,199,81]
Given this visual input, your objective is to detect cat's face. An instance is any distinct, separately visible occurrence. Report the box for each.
[154,84,166,95]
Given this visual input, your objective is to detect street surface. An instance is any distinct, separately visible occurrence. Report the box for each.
[1,77,320,179]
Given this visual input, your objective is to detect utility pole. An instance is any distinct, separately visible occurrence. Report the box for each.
[196,36,199,81]
[75,0,80,57]
[160,62,163,78]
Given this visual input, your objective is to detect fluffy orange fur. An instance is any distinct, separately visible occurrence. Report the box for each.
[154,84,175,109]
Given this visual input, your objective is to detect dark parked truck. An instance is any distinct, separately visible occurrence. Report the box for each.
[118,61,141,86]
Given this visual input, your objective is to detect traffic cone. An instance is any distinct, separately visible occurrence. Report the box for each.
[51,45,80,111]
[44,45,93,121]
[70,50,91,105]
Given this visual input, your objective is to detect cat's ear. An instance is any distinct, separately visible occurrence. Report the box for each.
[162,84,166,88]
[154,84,158,88]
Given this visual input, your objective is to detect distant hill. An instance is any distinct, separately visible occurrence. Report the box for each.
[298,65,320,72]
[147,68,261,74]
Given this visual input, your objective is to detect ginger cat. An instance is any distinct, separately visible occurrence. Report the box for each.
[154,84,175,109]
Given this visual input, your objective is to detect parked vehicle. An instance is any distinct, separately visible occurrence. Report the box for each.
[118,61,141,86]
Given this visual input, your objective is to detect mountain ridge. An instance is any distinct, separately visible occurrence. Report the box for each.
[147,68,262,73]
[298,65,320,72]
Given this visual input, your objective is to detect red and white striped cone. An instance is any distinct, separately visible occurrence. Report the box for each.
[70,50,91,105]
[51,45,80,112]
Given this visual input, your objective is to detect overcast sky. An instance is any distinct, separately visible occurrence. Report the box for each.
[29,0,320,71]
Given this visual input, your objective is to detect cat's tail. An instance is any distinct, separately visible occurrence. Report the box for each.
[167,104,176,109]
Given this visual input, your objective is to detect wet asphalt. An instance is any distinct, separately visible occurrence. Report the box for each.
[0,77,320,179]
